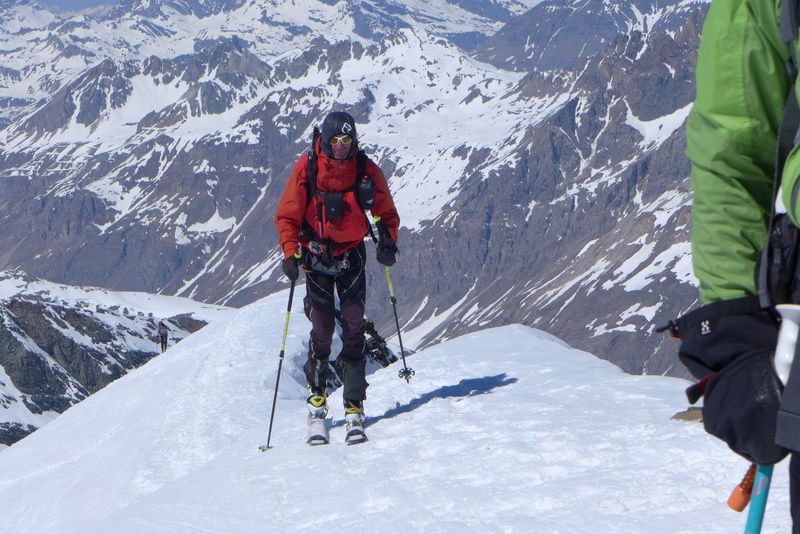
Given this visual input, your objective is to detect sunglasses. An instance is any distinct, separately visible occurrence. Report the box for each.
[330,135,353,146]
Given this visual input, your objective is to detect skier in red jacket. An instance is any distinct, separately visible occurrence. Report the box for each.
[275,111,400,440]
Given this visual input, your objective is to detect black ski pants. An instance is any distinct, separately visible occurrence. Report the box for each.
[302,242,368,403]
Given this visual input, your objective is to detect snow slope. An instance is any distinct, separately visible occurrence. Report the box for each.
[0,288,790,533]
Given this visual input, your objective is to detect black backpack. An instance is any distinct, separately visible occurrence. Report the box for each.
[758,0,800,308]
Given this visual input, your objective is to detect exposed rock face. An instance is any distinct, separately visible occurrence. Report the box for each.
[3,299,154,395]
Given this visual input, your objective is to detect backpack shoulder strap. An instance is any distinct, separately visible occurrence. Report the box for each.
[781,0,800,52]
[356,149,368,178]
[306,126,320,205]
[778,0,800,189]
[355,150,378,243]
[758,0,800,308]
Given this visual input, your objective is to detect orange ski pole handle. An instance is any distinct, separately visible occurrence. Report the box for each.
[728,463,758,512]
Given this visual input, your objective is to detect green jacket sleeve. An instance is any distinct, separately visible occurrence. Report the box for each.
[685,0,790,304]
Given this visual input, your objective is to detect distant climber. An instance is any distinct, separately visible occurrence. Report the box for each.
[158,321,169,352]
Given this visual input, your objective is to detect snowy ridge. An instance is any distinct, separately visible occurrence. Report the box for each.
[0,289,790,533]
[0,271,231,322]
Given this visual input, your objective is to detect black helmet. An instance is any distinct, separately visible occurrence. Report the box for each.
[320,111,357,159]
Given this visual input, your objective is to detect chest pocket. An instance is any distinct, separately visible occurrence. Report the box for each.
[305,189,365,244]
[322,191,344,219]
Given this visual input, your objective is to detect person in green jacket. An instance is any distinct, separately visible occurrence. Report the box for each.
[683,0,800,527]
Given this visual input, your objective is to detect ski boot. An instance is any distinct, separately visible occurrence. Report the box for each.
[344,400,367,444]
[306,394,329,445]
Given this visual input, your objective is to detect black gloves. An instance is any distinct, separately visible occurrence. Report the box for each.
[376,238,398,266]
[375,219,398,266]
[282,255,300,281]
[675,297,788,465]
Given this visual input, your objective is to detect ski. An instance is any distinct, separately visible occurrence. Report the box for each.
[345,430,367,445]
[307,416,329,445]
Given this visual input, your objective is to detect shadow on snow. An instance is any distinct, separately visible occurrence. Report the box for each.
[331,373,518,429]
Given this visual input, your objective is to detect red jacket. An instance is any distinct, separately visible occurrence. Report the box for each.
[275,138,400,259]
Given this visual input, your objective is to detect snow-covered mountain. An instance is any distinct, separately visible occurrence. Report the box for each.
[0,0,704,381]
[0,270,232,445]
[0,290,790,533]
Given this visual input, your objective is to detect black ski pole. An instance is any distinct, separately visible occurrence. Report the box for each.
[260,278,297,451]
[383,265,414,382]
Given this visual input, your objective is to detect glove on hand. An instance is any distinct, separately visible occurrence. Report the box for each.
[376,237,398,266]
[676,297,787,465]
[282,255,300,281]
[375,219,398,266]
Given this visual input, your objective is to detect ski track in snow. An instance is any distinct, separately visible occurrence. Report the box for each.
[0,289,791,533]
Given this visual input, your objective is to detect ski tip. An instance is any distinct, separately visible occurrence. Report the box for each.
[345,432,368,445]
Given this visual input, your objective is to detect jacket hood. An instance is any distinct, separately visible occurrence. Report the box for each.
[320,111,357,159]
